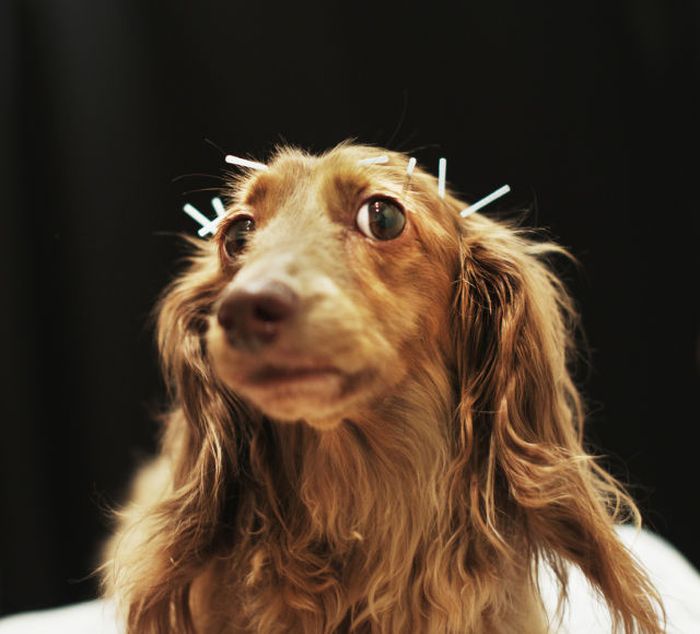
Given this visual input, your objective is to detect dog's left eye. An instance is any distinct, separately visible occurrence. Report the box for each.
[356,198,406,240]
[222,216,256,258]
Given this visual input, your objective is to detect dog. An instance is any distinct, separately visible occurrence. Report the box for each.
[101,143,663,633]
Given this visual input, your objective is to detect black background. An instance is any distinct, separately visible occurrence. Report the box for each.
[1,0,698,616]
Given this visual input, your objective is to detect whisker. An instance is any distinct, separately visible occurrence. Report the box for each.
[400,141,441,154]
[225,155,269,171]
[180,187,225,196]
[385,88,409,149]
[171,173,226,183]
[203,137,226,156]
[460,185,511,218]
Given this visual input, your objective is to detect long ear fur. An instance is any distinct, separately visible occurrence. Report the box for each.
[450,214,663,633]
[102,240,256,633]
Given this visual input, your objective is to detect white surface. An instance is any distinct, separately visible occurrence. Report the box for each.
[1,527,698,632]
[0,599,120,634]
[539,526,700,632]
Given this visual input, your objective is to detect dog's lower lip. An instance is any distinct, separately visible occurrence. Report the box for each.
[246,365,342,386]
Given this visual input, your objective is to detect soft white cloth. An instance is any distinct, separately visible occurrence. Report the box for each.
[0,599,120,634]
[538,526,700,632]
[1,527,699,632]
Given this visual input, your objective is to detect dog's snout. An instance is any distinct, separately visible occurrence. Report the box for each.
[217,282,299,348]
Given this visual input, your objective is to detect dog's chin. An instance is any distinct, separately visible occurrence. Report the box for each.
[220,368,375,430]
[235,370,364,429]
[208,344,377,431]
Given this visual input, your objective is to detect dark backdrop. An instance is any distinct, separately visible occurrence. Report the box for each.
[1,0,698,616]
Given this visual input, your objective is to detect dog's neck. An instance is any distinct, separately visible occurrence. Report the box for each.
[262,358,454,555]
[228,359,538,631]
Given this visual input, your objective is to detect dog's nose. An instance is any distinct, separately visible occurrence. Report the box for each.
[217,282,299,348]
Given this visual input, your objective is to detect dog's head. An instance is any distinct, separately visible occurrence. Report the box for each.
[149,143,662,634]
[205,144,459,428]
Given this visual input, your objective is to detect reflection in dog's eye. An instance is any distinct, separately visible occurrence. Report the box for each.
[356,198,406,241]
[223,216,256,258]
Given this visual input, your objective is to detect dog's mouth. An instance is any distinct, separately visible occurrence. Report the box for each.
[227,358,375,425]
[244,364,344,388]
[207,317,383,424]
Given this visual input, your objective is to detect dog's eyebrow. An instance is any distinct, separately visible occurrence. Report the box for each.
[243,178,270,207]
[329,173,369,208]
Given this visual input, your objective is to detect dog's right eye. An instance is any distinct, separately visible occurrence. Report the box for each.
[222,216,256,258]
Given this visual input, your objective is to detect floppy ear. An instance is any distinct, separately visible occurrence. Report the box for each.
[156,241,253,488]
[104,241,257,633]
[450,216,662,633]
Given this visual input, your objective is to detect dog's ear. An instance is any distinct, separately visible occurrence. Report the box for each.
[450,216,662,633]
[156,241,253,484]
[107,241,257,632]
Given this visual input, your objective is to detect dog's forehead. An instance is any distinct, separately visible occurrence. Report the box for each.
[226,146,460,253]
[236,146,423,215]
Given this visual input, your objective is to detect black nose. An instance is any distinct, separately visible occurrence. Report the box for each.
[217,282,299,348]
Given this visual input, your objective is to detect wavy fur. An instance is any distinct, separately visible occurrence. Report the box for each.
[101,144,663,633]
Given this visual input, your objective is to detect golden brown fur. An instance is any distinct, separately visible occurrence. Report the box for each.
[101,144,664,632]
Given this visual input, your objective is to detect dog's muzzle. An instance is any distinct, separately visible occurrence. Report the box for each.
[216,281,299,350]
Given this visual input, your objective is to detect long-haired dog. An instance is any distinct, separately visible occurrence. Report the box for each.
[102,144,663,633]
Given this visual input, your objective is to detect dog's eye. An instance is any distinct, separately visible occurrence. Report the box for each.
[222,216,256,258]
[356,198,406,240]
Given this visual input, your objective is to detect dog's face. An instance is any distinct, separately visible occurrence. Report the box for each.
[206,146,459,428]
